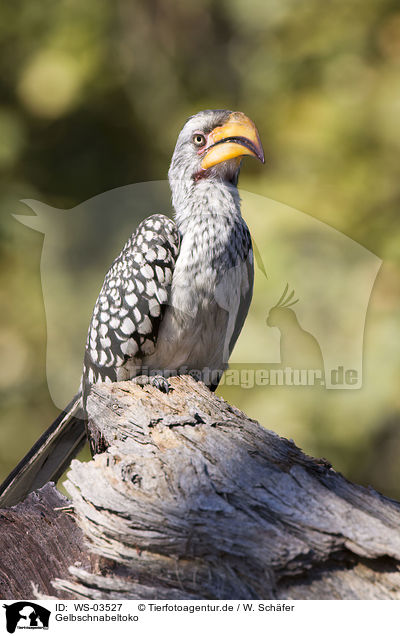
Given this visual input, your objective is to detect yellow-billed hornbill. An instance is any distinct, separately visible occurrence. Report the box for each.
[0,109,264,507]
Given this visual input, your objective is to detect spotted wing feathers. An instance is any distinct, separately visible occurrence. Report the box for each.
[83,214,180,397]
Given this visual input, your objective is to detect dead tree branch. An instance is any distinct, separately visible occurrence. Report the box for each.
[1,376,400,599]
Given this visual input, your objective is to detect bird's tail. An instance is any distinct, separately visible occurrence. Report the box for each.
[0,393,86,508]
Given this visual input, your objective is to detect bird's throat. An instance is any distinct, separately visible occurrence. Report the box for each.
[171,177,242,234]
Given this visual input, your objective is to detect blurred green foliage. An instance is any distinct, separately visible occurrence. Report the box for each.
[1,0,400,498]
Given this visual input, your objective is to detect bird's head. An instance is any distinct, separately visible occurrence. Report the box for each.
[168,109,264,207]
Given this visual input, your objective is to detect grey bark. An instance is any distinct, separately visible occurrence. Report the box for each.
[0,485,94,599]
[1,376,400,599]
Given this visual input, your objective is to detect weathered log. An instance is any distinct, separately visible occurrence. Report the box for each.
[1,375,400,599]
[0,484,93,599]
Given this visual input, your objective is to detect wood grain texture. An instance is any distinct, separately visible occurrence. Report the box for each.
[1,376,399,599]
[0,484,92,599]
[55,376,400,599]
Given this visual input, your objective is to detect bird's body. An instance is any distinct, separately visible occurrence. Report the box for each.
[152,220,252,374]
[84,186,252,394]
[142,209,252,380]
[0,109,264,506]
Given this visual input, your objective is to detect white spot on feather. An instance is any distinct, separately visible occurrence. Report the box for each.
[147,248,156,261]
[120,339,138,355]
[149,301,161,317]
[99,324,108,337]
[146,279,157,296]
[121,317,134,334]
[98,350,107,366]
[156,289,167,303]
[125,292,138,306]
[142,264,153,279]
[126,280,135,293]
[110,317,120,329]
[138,316,152,334]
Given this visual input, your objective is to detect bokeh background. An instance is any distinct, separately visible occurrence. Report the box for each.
[1,0,399,498]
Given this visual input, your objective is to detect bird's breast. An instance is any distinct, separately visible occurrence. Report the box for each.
[142,217,253,375]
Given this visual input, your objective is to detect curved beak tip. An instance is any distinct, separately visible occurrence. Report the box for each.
[201,112,265,170]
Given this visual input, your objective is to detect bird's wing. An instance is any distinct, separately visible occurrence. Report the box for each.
[82,214,180,396]
[227,232,254,358]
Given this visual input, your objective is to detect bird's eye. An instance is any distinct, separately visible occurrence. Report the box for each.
[192,133,206,147]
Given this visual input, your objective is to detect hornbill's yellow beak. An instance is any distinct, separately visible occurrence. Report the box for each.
[200,111,264,170]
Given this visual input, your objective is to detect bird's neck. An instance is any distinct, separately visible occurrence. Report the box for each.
[170,177,242,234]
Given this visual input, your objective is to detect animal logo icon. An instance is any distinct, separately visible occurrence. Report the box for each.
[2,602,50,633]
